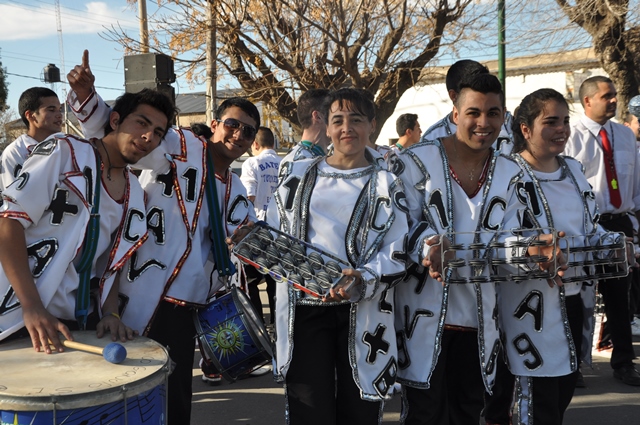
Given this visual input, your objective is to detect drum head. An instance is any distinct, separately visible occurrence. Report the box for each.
[0,331,169,411]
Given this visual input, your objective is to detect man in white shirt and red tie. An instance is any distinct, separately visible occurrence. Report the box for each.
[564,75,640,386]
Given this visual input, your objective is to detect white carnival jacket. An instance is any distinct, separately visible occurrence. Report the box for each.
[393,138,522,392]
[0,135,147,340]
[68,90,255,334]
[268,155,409,401]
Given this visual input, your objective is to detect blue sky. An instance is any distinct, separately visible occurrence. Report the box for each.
[0,0,189,113]
[1,0,596,117]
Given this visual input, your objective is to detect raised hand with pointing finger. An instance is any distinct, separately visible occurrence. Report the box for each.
[67,50,95,102]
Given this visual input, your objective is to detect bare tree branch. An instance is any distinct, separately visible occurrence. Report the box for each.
[107,0,480,139]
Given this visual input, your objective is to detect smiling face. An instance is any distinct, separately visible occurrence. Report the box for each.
[109,104,169,165]
[521,99,571,162]
[326,100,375,163]
[453,89,504,152]
[209,106,258,167]
[27,96,62,141]
[585,81,617,124]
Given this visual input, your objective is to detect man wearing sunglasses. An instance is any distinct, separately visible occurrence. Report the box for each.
[66,50,260,424]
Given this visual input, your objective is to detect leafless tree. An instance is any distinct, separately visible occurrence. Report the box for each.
[112,0,488,139]
[504,0,640,118]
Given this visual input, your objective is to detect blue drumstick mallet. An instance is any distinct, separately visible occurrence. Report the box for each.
[60,339,127,364]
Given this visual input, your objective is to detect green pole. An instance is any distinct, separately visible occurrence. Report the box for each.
[498,0,506,95]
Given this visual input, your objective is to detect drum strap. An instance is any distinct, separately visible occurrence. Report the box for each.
[74,148,102,330]
[205,143,236,277]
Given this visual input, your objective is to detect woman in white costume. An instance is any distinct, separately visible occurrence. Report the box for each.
[496,88,622,424]
[268,88,409,425]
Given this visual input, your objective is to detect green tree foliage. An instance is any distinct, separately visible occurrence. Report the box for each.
[0,56,8,112]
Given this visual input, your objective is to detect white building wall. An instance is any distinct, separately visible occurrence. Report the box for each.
[375,68,606,146]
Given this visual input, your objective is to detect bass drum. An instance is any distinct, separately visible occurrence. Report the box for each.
[0,331,170,424]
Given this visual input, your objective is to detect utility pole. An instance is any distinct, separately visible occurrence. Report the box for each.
[498,0,506,96]
[206,0,217,125]
[139,0,149,53]
[54,0,68,133]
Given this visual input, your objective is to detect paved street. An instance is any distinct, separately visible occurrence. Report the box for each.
[190,305,640,424]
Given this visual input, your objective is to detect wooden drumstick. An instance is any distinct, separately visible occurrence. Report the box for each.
[50,339,127,364]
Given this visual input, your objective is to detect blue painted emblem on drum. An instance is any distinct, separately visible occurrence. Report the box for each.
[201,295,260,369]
[210,317,248,354]
[195,288,273,381]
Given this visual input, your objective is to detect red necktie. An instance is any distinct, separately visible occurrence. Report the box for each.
[599,127,622,208]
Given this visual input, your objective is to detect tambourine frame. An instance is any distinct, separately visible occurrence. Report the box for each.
[431,229,629,284]
[232,221,353,298]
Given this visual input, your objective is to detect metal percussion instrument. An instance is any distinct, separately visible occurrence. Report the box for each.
[430,229,629,284]
[232,222,354,298]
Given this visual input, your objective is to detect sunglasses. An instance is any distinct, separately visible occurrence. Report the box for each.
[217,118,257,140]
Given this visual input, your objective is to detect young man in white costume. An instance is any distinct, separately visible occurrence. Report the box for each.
[241,126,281,327]
[393,73,523,424]
[0,87,62,196]
[279,88,331,175]
[422,59,513,155]
[67,50,260,424]
[0,86,175,353]
[393,113,422,151]
[241,126,282,221]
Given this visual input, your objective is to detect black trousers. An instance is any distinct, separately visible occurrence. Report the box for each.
[527,294,583,425]
[598,215,636,369]
[483,294,583,425]
[403,329,485,425]
[285,304,382,425]
[482,347,513,425]
[244,265,276,325]
[147,300,197,425]
[630,266,640,320]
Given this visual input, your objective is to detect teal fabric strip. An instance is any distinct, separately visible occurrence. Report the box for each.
[205,144,236,277]
[299,140,325,157]
[74,149,102,329]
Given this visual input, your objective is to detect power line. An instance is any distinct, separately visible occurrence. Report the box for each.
[6,72,122,91]
[5,0,139,30]
[2,52,122,76]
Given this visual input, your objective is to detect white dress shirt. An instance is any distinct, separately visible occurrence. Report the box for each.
[564,116,640,215]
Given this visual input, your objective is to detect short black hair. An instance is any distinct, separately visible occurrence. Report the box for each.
[455,73,504,108]
[297,89,330,129]
[511,88,569,153]
[578,76,613,107]
[321,88,376,124]
[18,87,59,127]
[216,97,260,129]
[255,126,275,148]
[446,60,489,93]
[191,122,213,139]
[396,113,419,137]
[103,88,178,136]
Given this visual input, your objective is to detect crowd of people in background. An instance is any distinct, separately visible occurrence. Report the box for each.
[1,50,640,425]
